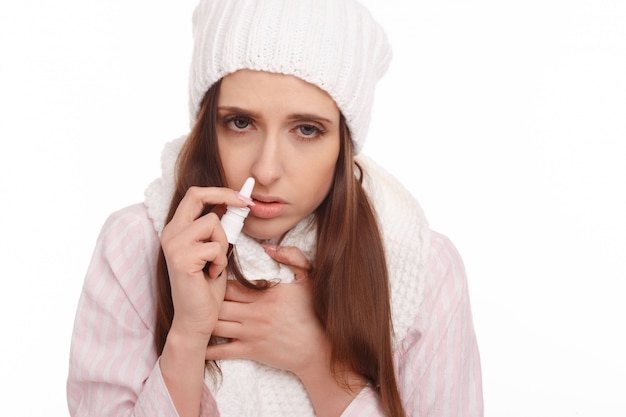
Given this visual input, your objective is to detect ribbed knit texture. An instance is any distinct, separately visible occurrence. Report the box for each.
[67,205,484,416]
[67,1,485,414]
[68,141,483,416]
[143,136,432,415]
[188,0,392,154]
[144,136,430,345]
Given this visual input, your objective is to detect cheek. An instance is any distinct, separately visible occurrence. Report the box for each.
[299,150,338,208]
[217,138,254,186]
[308,138,339,197]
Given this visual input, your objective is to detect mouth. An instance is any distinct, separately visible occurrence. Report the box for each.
[249,195,287,219]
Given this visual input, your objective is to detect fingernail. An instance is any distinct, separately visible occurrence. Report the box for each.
[261,243,279,252]
[237,193,255,206]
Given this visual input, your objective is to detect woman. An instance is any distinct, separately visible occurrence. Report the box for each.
[67,0,483,416]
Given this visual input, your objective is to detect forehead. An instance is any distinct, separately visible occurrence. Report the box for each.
[218,70,339,119]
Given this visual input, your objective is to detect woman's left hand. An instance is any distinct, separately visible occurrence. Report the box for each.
[205,244,329,376]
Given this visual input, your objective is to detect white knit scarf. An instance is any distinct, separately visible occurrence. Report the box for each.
[144,136,431,416]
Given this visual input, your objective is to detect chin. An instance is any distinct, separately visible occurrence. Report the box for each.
[242,218,296,242]
[242,225,284,242]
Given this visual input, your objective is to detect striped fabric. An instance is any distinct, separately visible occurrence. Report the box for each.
[67,203,483,416]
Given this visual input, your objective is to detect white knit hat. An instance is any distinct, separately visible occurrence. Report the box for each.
[188,0,392,154]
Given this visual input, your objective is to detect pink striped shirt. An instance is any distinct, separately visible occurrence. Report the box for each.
[67,203,483,416]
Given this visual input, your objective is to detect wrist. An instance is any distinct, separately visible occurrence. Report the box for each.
[160,327,208,417]
[165,325,211,355]
[169,315,216,346]
[160,328,208,388]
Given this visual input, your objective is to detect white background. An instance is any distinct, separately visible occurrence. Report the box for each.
[1,0,625,416]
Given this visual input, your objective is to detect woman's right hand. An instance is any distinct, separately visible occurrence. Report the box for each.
[160,185,251,343]
[159,185,250,417]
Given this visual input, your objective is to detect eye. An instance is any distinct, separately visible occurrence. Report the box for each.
[299,125,319,136]
[295,124,326,140]
[227,116,252,130]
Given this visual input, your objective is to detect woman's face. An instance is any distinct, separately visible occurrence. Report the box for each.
[216,70,341,240]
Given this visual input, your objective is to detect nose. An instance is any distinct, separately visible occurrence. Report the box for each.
[250,129,283,186]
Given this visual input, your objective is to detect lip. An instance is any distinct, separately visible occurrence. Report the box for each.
[249,195,287,219]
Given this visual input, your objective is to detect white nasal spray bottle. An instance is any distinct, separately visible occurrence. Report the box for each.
[220,177,255,255]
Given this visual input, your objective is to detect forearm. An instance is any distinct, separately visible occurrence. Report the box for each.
[160,329,210,417]
[68,207,198,417]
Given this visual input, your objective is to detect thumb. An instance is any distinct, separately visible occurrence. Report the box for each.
[261,244,311,281]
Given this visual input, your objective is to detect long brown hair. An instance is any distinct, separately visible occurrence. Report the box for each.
[154,79,406,417]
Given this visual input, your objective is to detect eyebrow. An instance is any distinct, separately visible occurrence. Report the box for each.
[288,113,335,125]
[217,106,335,125]
[217,106,260,119]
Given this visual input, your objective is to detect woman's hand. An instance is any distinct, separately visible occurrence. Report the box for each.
[159,185,253,417]
[160,186,251,342]
[206,245,366,416]
[205,244,328,374]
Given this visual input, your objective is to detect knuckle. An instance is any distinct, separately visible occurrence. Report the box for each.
[185,186,202,200]
[160,229,176,245]
[204,211,220,223]
[165,252,186,270]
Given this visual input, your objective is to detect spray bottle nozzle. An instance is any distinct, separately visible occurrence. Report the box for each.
[220,177,255,245]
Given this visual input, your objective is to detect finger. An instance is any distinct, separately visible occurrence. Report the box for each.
[261,244,311,270]
[204,248,228,280]
[165,240,228,279]
[168,186,249,231]
[217,299,249,322]
[163,212,231,279]
[212,319,245,339]
[206,340,249,361]
[261,244,311,280]
[171,211,227,246]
